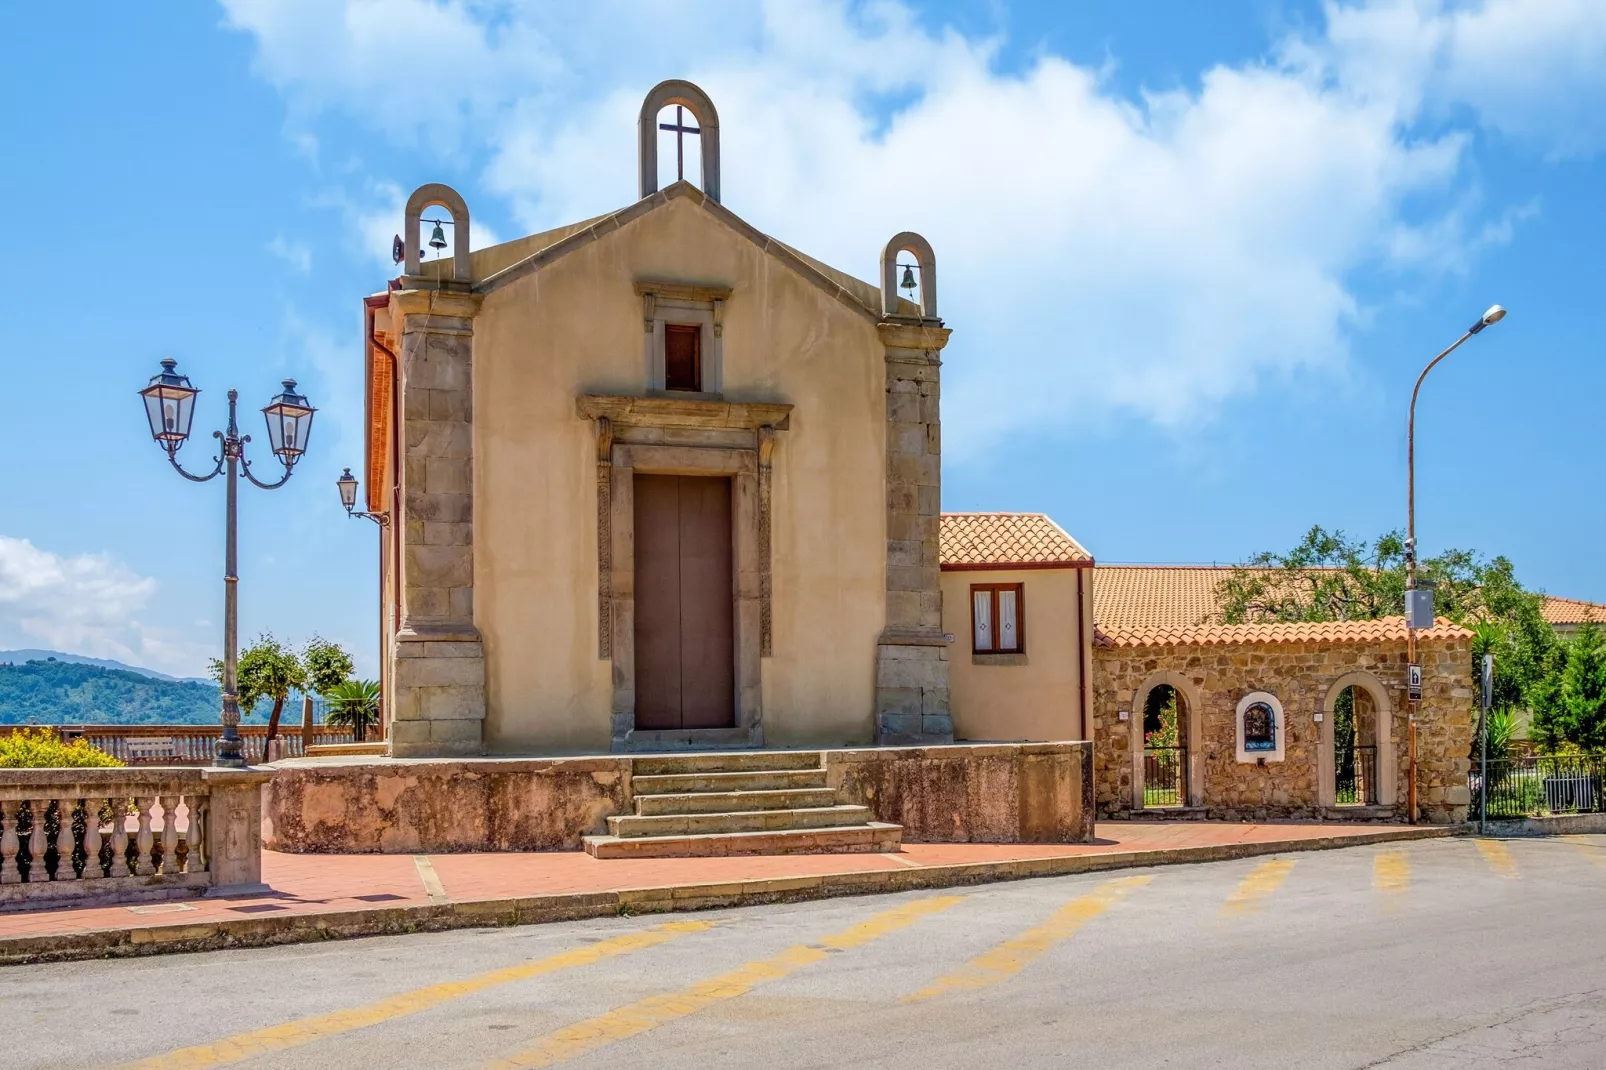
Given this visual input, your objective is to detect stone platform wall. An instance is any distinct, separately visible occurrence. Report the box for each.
[1091,633,1474,824]
[263,757,630,853]
[263,741,1094,853]
[827,741,1093,843]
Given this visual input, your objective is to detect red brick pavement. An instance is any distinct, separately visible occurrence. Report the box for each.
[0,822,1436,947]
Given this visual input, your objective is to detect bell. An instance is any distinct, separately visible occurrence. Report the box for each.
[900,264,917,293]
[428,221,448,251]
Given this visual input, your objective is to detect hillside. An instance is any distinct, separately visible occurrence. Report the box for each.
[0,658,226,725]
[0,649,201,683]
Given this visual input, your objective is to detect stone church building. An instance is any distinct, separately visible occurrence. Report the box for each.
[353,79,1474,827]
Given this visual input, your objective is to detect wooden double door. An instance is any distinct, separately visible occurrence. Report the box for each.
[633,474,736,730]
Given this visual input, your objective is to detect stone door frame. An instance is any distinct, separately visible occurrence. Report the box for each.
[578,395,791,752]
[1129,671,1205,810]
[1318,672,1397,808]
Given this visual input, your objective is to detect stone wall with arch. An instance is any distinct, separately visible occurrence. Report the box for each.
[1090,632,1474,823]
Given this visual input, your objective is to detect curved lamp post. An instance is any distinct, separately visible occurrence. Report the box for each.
[138,359,315,768]
[1403,303,1505,821]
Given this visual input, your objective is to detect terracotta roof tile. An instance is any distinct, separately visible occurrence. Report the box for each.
[1094,616,1470,649]
[1091,564,1472,647]
[1543,596,1606,625]
[939,513,1093,570]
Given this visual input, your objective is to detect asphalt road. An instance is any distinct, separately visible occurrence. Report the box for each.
[9,834,1606,1069]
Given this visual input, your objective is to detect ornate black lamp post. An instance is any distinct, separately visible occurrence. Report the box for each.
[139,358,315,768]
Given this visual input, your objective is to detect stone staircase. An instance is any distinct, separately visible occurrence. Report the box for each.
[582,751,903,858]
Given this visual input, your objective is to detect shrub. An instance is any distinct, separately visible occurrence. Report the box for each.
[0,727,123,768]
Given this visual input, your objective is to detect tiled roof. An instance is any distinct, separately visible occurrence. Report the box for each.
[1095,616,1470,649]
[1091,565,1471,647]
[938,513,1093,570]
[1543,596,1606,625]
[1092,565,1242,635]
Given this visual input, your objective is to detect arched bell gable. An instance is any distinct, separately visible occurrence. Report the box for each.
[404,183,471,282]
[638,79,722,203]
[880,231,938,319]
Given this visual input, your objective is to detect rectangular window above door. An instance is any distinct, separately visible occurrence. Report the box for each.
[664,323,701,391]
[971,583,1024,654]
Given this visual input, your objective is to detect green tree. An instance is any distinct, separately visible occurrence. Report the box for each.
[211,633,304,744]
[325,679,381,742]
[302,637,354,697]
[1531,622,1606,753]
[1215,525,1558,735]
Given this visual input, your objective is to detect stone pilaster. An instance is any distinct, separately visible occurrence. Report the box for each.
[876,321,953,745]
[389,288,487,758]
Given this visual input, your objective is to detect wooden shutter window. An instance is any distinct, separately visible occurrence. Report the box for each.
[970,583,1024,654]
[664,324,701,391]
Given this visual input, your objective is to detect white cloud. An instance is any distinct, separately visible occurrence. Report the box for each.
[0,536,205,676]
[267,233,312,273]
[219,0,1606,450]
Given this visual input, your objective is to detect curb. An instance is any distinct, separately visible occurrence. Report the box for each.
[0,824,1456,967]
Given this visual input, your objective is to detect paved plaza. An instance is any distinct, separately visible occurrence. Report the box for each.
[8,833,1605,1069]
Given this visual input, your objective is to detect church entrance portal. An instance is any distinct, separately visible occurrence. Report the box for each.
[633,473,736,730]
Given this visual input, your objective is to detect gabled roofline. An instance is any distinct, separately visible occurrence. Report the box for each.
[473,181,882,322]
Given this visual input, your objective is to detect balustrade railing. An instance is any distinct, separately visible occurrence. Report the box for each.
[0,724,356,764]
[1471,754,1606,820]
[0,767,268,909]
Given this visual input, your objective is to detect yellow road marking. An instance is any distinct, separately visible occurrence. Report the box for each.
[414,855,449,903]
[1373,851,1410,896]
[486,895,964,1069]
[1220,858,1296,917]
[121,920,715,1069]
[1475,838,1518,878]
[1563,835,1606,867]
[904,875,1151,1002]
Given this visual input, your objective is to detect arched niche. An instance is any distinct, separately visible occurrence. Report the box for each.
[1129,670,1204,809]
[404,183,471,282]
[638,79,721,203]
[880,231,938,320]
[1318,672,1396,807]
[1236,690,1285,764]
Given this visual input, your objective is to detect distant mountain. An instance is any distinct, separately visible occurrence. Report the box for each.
[0,650,204,683]
[0,657,224,725]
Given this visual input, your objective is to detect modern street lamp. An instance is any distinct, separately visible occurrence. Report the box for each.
[139,358,315,768]
[1403,303,1505,820]
[336,468,390,526]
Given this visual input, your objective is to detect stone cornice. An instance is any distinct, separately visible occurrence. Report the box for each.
[877,321,951,351]
[391,288,484,319]
[576,394,792,431]
[633,279,734,303]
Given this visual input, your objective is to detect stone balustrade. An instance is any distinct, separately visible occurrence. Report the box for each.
[0,767,271,909]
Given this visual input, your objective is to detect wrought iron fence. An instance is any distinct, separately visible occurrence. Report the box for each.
[1336,745,1378,806]
[1143,746,1187,808]
[1471,755,1606,820]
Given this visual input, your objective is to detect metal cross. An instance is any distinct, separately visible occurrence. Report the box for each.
[659,105,700,182]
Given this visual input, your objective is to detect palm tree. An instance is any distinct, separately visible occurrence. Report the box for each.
[325,679,381,742]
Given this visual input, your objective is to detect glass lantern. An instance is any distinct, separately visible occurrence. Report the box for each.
[139,358,198,450]
[336,467,360,513]
[262,379,316,461]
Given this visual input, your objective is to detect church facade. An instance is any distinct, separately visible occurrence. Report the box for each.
[363,81,952,757]
[353,78,1474,826]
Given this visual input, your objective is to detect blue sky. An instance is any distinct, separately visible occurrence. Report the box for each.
[3,0,1603,678]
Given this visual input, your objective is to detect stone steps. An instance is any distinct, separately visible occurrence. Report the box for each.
[634,787,841,815]
[632,751,824,775]
[583,751,903,859]
[630,769,828,795]
[607,804,876,838]
[584,822,903,859]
